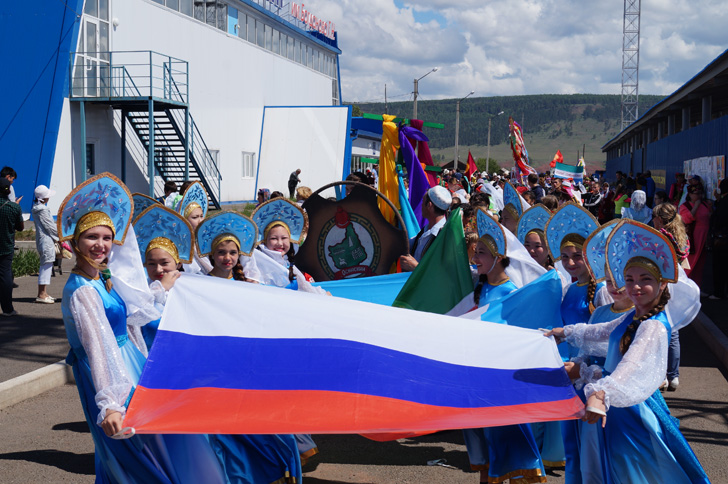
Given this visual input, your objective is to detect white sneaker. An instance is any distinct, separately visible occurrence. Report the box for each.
[659,379,668,391]
[668,377,679,391]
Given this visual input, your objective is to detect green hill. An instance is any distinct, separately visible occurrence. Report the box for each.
[349,94,664,173]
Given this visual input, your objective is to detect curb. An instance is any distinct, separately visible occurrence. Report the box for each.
[692,311,728,372]
[0,360,74,411]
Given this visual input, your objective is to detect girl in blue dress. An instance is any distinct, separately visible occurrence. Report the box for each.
[463,210,546,484]
[176,181,213,275]
[544,202,612,483]
[195,211,304,483]
[552,220,709,483]
[59,173,226,484]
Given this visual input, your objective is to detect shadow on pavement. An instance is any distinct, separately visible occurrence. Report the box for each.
[661,396,728,446]
[0,313,69,366]
[0,449,94,475]
[53,421,90,434]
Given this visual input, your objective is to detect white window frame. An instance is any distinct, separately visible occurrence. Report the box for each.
[242,151,256,179]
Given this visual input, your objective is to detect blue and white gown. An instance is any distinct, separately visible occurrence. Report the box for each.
[62,272,226,484]
[570,310,710,484]
[558,280,612,483]
[462,279,547,483]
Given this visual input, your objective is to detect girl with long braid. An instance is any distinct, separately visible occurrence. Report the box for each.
[463,210,547,484]
[544,203,612,483]
[547,220,708,483]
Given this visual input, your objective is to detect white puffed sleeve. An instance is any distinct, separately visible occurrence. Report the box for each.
[240,253,262,283]
[593,285,613,308]
[584,318,668,410]
[70,285,134,425]
[564,315,628,358]
[148,280,169,307]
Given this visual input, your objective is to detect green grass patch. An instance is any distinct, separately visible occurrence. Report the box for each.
[13,248,40,277]
[15,229,36,241]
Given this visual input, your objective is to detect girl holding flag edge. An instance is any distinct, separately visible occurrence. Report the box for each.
[59,173,227,483]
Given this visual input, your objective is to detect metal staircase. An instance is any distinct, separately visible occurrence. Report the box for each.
[69,51,222,208]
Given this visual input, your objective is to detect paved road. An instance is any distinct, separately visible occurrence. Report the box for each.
[1,324,727,483]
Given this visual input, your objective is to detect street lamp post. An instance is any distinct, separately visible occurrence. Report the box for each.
[486,111,505,171]
[413,67,439,119]
[454,91,475,170]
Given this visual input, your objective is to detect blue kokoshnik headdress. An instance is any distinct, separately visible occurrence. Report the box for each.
[605,219,678,290]
[476,207,507,258]
[133,205,194,264]
[502,181,524,220]
[516,204,551,245]
[196,211,258,257]
[544,202,599,261]
[584,219,620,283]
[57,172,133,245]
[178,181,209,219]
[251,198,308,246]
[132,193,160,222]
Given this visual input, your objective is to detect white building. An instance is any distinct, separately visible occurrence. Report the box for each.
[48,0,343,211]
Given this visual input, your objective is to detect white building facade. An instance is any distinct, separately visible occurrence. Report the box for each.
[49,0,342,212]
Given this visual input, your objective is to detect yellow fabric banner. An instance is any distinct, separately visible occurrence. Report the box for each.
[378,114,401,224]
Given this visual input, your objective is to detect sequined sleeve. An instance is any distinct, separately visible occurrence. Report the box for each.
[564,315,627,358]
[69,285,134,425]
[584,318,668,409]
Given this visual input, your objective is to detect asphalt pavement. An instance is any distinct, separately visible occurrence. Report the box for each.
[1,246,727,482]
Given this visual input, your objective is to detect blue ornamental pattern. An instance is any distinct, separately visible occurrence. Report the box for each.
[545,203,598,260]
[132,194,159,220]
[60,174,132,244]
[503,181,523,217]
[252,198,306,244]
[197,212,258,256]
[516,204,551,244]
[476,208,507,257]
[178,182,208,217]
[134,206,193,262]
[606,220,677,289]
[584,220,619,282]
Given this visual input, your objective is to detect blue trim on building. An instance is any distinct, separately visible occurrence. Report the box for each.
[253,106,268,199]
[236,0,341,54]
[0,1,84,212]
[342,104,353,180]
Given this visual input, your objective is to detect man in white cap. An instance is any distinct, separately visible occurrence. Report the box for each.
[399,185,452,271]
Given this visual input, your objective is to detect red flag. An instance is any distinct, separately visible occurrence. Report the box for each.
[465,151,478,178]
[550,150,563,169]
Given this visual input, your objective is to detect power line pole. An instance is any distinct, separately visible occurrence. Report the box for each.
[621,0,641,130]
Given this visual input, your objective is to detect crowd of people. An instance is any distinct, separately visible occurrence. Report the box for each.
[43,168,716,484]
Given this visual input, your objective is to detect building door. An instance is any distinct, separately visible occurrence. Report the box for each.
[76,1,111,97]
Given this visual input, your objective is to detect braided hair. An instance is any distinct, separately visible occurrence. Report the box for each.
[209,254,249,282]
[586,277,597,314]
[473,257,511,305]
[619,288,671,355]
[286,245,297,282]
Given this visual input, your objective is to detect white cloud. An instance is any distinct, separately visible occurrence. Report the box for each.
[302,0,728,101]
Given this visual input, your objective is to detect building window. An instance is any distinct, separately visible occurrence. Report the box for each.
[256,20,265,47]
[272,28,279,55]
[265,24,272,50]
[181,0,193,15]
[167,0,179,10]
[86,143,96,177]
[247,15,255,43]
[238,12,247,39]
[242,152,255,178]
[287,36,295,61]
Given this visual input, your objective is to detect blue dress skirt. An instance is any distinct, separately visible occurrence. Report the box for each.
[596,312,710,484]
[63,274,226,484]
[463,280,547,483]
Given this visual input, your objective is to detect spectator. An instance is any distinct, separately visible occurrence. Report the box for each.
[654,190,668,207]
[344,173,362,197]
[159,181,177,204]
[527,173,545,203]
[541,194,558,211]
[582,182,602,217]
[288,169,301,199]
[0,167,23,204]
[669,173,686,206]
[679,184,712,289]
[522,191,536,206]
[710,178,728,300]
[613,185,630,219]
[0,178,23,316]
[270,191,285,199]
[400,186,451,271]
[32,185,58,303]
[652,202,690,391]
[598,184,615,224]
[614,170,626,191]
[295,186,312,205]
[256,188,271,206]
[644,170,656,206]
[621,190,652,224]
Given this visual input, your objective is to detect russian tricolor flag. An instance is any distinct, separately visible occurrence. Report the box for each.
[124,275,583,435]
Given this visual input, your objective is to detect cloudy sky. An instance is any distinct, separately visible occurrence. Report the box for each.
[304,0,727,103]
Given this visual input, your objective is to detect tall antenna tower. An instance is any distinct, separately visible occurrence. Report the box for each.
[621,0,641,130]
